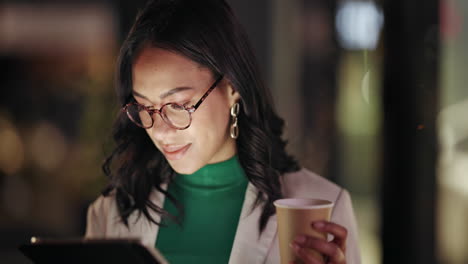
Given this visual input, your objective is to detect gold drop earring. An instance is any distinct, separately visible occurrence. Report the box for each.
[230,102,240,139]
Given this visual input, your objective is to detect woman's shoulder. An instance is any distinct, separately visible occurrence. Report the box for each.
[85,190,120,237]
[280,168,343,202]
[89,190,118,213]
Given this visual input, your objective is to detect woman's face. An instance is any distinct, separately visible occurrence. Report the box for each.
[132,46,240,174]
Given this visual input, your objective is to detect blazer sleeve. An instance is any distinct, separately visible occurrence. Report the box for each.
[331,189,362,264]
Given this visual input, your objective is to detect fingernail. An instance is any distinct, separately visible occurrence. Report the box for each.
[313,221,325,229]
[294,235,306,244]
[289,242,300,251]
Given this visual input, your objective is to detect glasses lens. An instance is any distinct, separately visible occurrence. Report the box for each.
[126,104,153,128]
[162,103,191,129]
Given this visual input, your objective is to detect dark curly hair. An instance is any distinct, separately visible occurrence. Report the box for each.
[102,0,300,233]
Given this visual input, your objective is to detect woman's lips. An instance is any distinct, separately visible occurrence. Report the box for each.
[161,143,192,160]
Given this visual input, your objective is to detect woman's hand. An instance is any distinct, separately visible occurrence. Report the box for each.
[289,221,347,264]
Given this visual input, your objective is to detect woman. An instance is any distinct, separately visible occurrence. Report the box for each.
[85,0,361,263]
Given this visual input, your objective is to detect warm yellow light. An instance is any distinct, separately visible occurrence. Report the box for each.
[0,116,25,175]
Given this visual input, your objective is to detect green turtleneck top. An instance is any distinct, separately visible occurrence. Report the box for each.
[155,155,248,264]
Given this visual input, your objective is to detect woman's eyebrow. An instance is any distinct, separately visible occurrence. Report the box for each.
[160,87,193,99]
[132,87,193,101]
[132,90,150,100]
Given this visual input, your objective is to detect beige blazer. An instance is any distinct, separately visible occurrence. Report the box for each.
[85,168,361,263]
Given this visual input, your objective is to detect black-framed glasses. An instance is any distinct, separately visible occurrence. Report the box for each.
[123,74,224,130]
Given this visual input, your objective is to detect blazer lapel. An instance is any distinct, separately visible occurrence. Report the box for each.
[229,183,278,264]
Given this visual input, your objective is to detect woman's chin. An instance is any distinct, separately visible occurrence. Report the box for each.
[167,160,201,175]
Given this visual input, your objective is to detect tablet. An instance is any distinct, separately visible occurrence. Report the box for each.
[19,237,169,264]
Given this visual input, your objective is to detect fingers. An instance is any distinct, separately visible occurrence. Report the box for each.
[292,235,346,264]
[290,241,323,264]
[312,221,348,251]
[289,221,348,263]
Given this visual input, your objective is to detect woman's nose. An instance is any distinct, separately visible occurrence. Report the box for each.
[149,113,175,141]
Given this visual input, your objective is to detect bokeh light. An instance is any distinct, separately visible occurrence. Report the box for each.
[336,1,384,50]
[28,121,68,172]
[0,114,25,175]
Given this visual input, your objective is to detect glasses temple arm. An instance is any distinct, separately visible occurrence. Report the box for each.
[193,74,224,110]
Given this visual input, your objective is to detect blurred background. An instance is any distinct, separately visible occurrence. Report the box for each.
[0,0,466,263]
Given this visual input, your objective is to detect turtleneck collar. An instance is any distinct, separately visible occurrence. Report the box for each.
[173,155,247,191]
